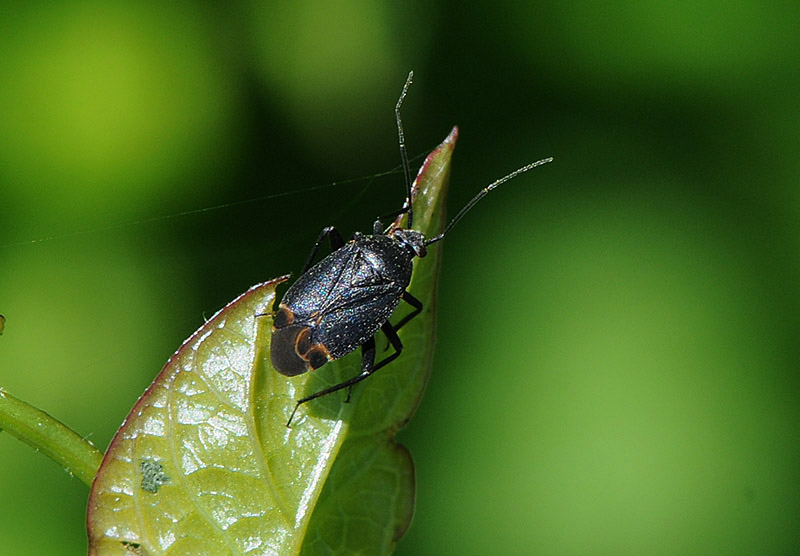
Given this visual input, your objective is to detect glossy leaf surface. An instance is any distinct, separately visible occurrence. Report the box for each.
[87,128,457,555]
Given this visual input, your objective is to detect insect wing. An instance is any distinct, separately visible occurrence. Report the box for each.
[281,243,358,320]
[314,282,404,358]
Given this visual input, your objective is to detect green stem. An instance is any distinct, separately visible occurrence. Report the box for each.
[0,387,103,487]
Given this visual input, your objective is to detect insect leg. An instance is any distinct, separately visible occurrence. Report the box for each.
[287,322,403,426]
[392,291,423,333]
[301,226,345,273]
[346,336,376,403]
[381,291,422,352]
[287,335,378,426]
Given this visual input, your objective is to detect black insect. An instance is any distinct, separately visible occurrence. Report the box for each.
[272,72,552,425]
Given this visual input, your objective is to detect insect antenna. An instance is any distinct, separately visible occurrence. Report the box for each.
[395,71,415,229]
[424,156,554,246]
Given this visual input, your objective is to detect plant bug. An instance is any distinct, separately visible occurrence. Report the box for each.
[272,72,552,425]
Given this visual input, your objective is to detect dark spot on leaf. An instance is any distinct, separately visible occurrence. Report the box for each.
[140,459,169,493]
[121,540,146,554]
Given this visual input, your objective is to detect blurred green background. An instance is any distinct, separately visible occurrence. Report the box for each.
[1,2,799,555]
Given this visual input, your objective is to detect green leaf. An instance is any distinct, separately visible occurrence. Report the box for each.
[87,128,457,556]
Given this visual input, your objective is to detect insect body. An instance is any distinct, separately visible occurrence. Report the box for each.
[272,72,552,425]
[272,229,422,376]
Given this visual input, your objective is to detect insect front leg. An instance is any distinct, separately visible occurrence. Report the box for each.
[372,203,412,235]
[301,226,345,273]
[381,291,421,353]
[393,291,422,333]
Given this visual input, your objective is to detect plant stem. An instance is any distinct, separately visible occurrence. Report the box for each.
[0,387,103,487]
